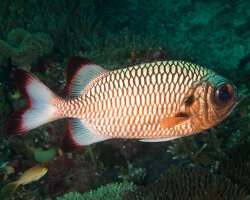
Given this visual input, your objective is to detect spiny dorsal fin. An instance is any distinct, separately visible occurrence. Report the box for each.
[66,56,107,97]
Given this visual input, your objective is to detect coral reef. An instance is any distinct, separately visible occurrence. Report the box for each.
[44,154,79,196]
[118,163,147,185]
[44,150,109,197]
[0,28,54,69]
[1,0,248,71]
[218,143,250,191]
[125,167,249,200]
[0,0,249,199]
[57,182,136,200]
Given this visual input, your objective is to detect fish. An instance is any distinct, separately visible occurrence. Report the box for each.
[4,56,242,151]
[8,165,48,193]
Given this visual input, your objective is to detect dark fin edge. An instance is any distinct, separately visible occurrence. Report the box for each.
[4,105,30,137]
[66,56,93,95]
[13,69,36,101]
[4,69,34,137]
[61,120,81,152]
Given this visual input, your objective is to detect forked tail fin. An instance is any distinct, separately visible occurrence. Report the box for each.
[7,181,19,194]
[4,69,59,136]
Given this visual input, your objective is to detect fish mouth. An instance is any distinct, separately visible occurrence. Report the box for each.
[228,93,243,114]
[221,92,243,120]
[234,92,244,106]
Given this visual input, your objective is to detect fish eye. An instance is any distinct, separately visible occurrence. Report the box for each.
[215,83,234,106]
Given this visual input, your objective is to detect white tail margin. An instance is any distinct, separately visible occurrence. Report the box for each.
[5,69,58,136]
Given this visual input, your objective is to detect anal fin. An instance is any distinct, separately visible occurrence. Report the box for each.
[62,119,109,152]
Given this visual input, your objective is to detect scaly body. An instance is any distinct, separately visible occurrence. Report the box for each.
[57,61,210,139]
[8,165,47,193]
[5,57,241,151]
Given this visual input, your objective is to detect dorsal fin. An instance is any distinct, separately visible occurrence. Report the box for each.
[66,56,107,97]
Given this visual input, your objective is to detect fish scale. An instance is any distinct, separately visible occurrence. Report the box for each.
[56,61,209,139]
[5,56,241,150]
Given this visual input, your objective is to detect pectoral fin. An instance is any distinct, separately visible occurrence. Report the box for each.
[160,113,189,129]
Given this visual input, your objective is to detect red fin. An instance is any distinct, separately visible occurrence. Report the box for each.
[66,56,106,97]
[5,70,33,136]
[4,105,30,137]
[160,116,189,129]
[66,56,92,94]
[7,181,19,194]
[12,69,34,101]
[61,119,108,152]
[61,120,80,152]
[5,69,57,137]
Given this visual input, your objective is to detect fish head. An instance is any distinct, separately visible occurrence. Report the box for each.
[34,166,48,181]
[42,167,48,174]
[35,166,48,180]
[184,73,242,131]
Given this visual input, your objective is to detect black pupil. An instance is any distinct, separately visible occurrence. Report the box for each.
[219,89,231,101]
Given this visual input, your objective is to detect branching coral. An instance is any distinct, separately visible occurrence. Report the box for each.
[0,28,54,69]
[125,167,249,200]
[118,163,147,185]
[57,182,136,200]
[167,134,220,167]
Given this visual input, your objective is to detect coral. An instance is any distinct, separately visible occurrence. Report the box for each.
[44,154,77,196]
[56,192,84,200]
[0,0,249,70]
[44,152,105,197]
[57,182,136,200]
[0,0,96,56]
[218,143,250,191]
[0,1,249,199]
[119,163,147,185]
[94,0,250,72]
[84,182,136,200]
[33,147,57,163]
[0,183,13,200]
[79,28,157,66]
[166,97,250,169]
[7,28,26,47]
[125,167,249,200]
[0,28,54,69]
[167,134,219,167]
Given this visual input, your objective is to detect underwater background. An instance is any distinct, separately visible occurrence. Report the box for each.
[0,0,249,199]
